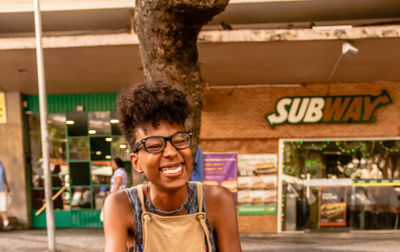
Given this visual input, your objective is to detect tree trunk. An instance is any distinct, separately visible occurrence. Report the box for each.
[134,0,229,155]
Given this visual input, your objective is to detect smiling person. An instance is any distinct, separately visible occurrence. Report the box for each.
[103,81,241,252]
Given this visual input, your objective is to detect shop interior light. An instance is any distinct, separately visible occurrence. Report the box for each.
[88,130,96,134]
[120,144,127,149]
[66,120,75,125]
[105,155,112,159]
[105,137,112,142]
[96,151,102,155]
[110,119,119,124]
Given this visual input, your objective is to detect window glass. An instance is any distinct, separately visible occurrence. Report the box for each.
[31,189,44,210]
[69,137,89,161]
[48,114,67,161]
[67,112,88,136]
[31,163,43,188]
[28,114,42,163]
[91,161,112,185]
[71,187,92,209]
[69,162,90,186]
[282,139,400,231]
[89,111,110,135]
[93,186,107,210]
[112,137,130,161]
[90,137,111,161]
[110,111,121,135]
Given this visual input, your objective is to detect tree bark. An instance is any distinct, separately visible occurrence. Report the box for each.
[134,0,229,156]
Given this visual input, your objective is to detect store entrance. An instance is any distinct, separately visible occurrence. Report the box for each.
[279,139,400,232]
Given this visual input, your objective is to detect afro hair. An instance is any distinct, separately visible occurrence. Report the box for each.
[117,81,191,149]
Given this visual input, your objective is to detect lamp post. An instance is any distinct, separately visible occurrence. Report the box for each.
[33,0,56,250]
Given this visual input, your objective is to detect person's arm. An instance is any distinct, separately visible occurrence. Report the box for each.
[111,176,122,193]
[205,185,242,252]
[4,177,9,193]
[103,191,134,252]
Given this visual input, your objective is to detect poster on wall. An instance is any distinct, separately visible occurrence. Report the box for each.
[203,152,237,193]
[0,92,7,124]
[237,154,277,215]
[319,186,347,226]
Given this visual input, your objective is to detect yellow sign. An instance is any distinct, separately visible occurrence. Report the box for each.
[0,92,6,124]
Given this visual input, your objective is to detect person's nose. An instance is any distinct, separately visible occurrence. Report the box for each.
[163,140,178,157]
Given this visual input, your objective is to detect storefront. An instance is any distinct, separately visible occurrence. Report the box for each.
[279,138,400,232]
[200,81,400,233]
[25,93,145,228]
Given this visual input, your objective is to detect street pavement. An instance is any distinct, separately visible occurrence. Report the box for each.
[0,228,399,252]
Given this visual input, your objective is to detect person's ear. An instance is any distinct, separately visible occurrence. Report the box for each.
[130,153,143,173]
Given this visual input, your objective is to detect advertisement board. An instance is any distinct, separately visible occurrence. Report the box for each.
[319,186,347,226]
[237,154,277,215]
[203,152,237,193]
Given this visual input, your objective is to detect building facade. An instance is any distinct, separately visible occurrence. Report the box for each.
[0,0,400,232]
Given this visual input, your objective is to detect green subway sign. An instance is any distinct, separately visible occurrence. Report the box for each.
[265,90,391,128]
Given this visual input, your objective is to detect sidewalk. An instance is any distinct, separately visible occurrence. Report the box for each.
[0,228,399,252]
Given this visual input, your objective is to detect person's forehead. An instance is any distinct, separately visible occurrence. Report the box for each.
[135,121,184,139]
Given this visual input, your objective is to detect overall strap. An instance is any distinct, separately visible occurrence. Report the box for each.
[195,182,212,252]
[136,184,147,213]
[195,182,203,213]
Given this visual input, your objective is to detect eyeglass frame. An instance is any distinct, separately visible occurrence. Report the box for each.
[132,131,192,154]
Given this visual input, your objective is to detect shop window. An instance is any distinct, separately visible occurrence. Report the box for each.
[28,114,42,163]
[91,161,112,185]
[93,186,107,210]
[71,187,92,209]
[282,139,400,232]
[69,162,90,186]
[112,137,130,161]
[67,112,88,136]
[110,111,121,135]
[88,111,110,136]
[31,189,44,210]
[90,137,111,161]
[68,137,89,161]
[27,108,133,215]
[48,114,66,162]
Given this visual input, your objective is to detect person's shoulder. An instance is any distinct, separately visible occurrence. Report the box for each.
[105,190,130,210]
[204,184,235,206]
[115,168,127,175]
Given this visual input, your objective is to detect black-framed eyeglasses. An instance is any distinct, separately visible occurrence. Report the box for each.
[133,132,192,154]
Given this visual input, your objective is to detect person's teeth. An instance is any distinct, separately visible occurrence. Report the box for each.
[162,166,182,173]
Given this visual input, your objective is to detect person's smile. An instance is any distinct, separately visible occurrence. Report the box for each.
[159,162,184,177]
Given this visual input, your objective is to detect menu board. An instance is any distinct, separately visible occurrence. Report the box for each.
[203,152,237,193]
[237,154,277,215]
[319,186,347,226]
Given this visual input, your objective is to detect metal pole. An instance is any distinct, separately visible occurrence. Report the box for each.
[33,0,56,250]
